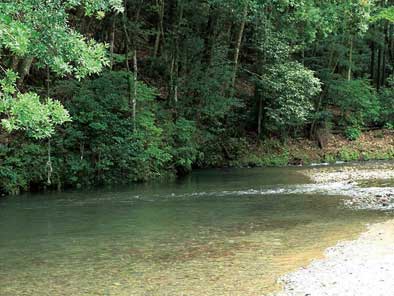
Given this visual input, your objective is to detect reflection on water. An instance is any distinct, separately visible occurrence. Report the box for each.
[0,167,387,295]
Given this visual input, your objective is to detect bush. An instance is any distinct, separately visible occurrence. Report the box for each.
[0,138,47,195]
[323,154,336,164]
[384,122,394,130]
[56,71,173,185]
[344,126,362,141]
[165,117,199,174]
[338,148,360,161]
[328,79,380,128]
[258,61,321,134]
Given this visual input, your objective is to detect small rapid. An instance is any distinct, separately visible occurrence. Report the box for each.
[153,181,394,211]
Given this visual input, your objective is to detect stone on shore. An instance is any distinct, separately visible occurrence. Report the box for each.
[274,218,394,296]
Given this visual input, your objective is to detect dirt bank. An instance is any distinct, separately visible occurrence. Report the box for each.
[288,129,394,164]
[237,130,394,167]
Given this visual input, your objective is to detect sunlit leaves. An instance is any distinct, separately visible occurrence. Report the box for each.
[338,0,372,35]
[1,92,71,139]
[0,70,18,96]
[0,0,122,139]
[47,34,109,79]
[80,0,124,16]
[0,1,114,79]
[371,7,394,23]
[59,0,124,15]
[1,71,70,139]
[259,62,321,130]
[0,15,30,56]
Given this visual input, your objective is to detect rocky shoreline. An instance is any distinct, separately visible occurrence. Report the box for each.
[301,162,394,210]
[273,163,394,296]
[274,219,394,296]
[302,162,394,183]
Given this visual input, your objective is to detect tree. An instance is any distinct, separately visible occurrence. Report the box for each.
[0,0,123,139]
[258,61,321,135]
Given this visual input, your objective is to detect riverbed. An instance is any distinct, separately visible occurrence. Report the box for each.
[0,164,391,295]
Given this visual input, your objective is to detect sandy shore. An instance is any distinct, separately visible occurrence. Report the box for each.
[274,219,394,296]
[274,163,394,295]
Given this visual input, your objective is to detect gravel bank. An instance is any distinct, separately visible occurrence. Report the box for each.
[274,219,394,296]
[302,162,394,184]
[300,163,394,210]
[274,163,394,296]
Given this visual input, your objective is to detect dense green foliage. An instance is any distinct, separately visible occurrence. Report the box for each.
[2,0,394,195]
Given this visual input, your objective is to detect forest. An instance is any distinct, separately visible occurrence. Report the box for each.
[1,0,394,195]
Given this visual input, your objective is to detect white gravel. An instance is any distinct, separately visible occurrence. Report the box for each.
[274,164,394,296]
[274,220,394,296]
[302,163,394,184]
[299,164,394,210]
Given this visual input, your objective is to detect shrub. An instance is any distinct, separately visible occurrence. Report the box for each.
[328,79,380,128]
[338,148,360,161]
[344,126,362,141]
[257,61,321,135]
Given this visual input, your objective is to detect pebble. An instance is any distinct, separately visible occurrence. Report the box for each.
[273,165,394,296]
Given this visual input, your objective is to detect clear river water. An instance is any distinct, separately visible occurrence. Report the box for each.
[0,166,387,295]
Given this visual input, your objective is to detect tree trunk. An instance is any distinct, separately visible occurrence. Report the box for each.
[382,45,387,87]
[257,96,263,136]
[347,35,353,81]
[17,56,34,86]
[375,46,382,90]
[109,17,116,69]
[0,133,10,145]
[153,0,165,57]
[122,0,136,128]
[170,0,183,108]
[230,4,248,93]
[377,46,382,90]
[382,21,388,86]
[370,40,375,80]
[132,49,138,131]
[10,56,19,72]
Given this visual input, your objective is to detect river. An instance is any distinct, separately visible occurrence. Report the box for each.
[0,166,387,295]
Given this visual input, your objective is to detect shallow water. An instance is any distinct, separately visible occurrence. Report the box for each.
[0,166,387,295]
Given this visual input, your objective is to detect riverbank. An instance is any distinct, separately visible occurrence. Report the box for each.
[234,129,394,167]
[273,161,394,295]
[2,129,394,197]
[275,219,394,296]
